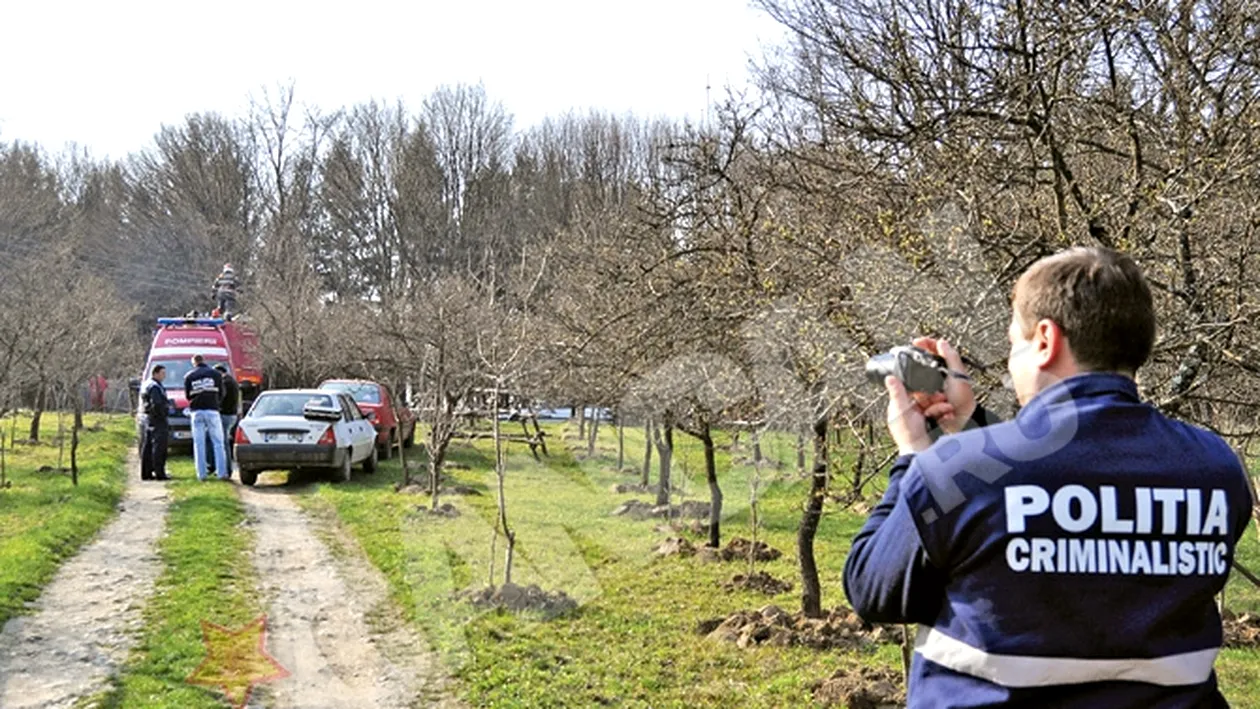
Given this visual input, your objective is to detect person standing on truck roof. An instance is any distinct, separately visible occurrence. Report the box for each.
[843,247,1253,707]
[212,264,239,317]
[215,364,240,470]
[185,354,229,482]
[138,365,170,481]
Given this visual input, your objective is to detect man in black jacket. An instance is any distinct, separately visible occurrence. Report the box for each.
[138,365,170,481]
[214,364,240,471]
[185,354,228,481]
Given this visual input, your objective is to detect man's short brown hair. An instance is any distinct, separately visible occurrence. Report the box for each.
[1012,247,1156,374]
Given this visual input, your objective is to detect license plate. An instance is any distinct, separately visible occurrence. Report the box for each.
[173,430,191,440]
[264,432,303,443]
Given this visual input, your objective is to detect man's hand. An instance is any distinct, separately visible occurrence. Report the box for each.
[911,336,975,434]
[886,376,933,456]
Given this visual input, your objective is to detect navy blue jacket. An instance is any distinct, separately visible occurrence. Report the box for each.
[140,379,170,424]
[844,373,1252,708]
[183,364,223,411]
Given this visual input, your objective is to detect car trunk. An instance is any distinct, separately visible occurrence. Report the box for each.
[239,416,332,445]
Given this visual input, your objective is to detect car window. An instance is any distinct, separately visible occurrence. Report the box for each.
[321,381,382,404]
[340,394,360,421]
[249,393,334,417]
[151,359,231,391]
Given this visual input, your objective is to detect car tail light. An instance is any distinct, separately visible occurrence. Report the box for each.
[317,426,336,447]
[235,426,250,445]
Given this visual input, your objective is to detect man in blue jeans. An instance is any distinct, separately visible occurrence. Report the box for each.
[184,354,228,481]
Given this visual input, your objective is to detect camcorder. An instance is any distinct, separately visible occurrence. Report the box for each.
[865,345,953,394]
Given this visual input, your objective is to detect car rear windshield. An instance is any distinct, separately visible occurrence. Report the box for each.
[321,381,381,404]
[152,359,230,390]
[249,393,335,418]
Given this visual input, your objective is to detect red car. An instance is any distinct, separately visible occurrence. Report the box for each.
[318,379,416,458]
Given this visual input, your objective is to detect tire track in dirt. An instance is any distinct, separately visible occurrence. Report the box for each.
[239,481,461,709]
[0,450,169,709]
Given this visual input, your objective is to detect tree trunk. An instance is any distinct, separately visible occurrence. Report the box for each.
[71,396,82,486]
[701,423,721,549]
[491,385,516,585]
[654,420,673,507]
[587,411,600,457]
[577,403,587,440]
[428,425,452,511]
[749,428,763,574]
[795,431,806,476]
[29,388,44,442]
[398,426,410,486]
[56,397,66,472]
[641,418,654,487]
[616,412,625,471]
[799,416,830,618]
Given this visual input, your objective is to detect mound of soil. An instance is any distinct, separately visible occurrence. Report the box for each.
[655,520,709,536]
[697,537,782,563]
[700,605,897,651]
[613,500,657,519]
[458,582,577,616]
[427,503,461,518]
[722,571,793,595]
[610,483,654,494]
[1225,612,1260,647]
[612,500,711,520]
[812,666,905,708]
[655,537,696,557]
[394,483,482,496]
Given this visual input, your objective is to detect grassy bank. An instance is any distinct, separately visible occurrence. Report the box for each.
[301,421,1260,708]
[96,459,262,709]
[0,411,133,627]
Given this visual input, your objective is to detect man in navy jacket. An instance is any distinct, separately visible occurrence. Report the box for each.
[844,247,1253,708]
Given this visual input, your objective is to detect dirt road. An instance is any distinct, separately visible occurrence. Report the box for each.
[239,480,460,709]
[0,451,168,709]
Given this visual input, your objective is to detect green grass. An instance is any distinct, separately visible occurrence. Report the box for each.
[301,420,1260,708]
[0,411,134,627]
[95,459,262,709]
[296,423,915,707]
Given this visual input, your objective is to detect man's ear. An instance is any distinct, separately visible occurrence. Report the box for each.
[1035,318,1067,369]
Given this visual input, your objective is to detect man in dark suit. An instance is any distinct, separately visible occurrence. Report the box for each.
[138,364,170,481]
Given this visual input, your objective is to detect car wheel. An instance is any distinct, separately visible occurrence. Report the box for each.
[240,468,258,487]
[364,445,378,474]
[380,429,394,460]
[403,425,415,448]
[336,450,352,483]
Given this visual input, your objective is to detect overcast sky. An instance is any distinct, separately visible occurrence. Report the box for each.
[0,0,785,160]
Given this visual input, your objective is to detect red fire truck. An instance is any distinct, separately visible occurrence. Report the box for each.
[133,316,263,445]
